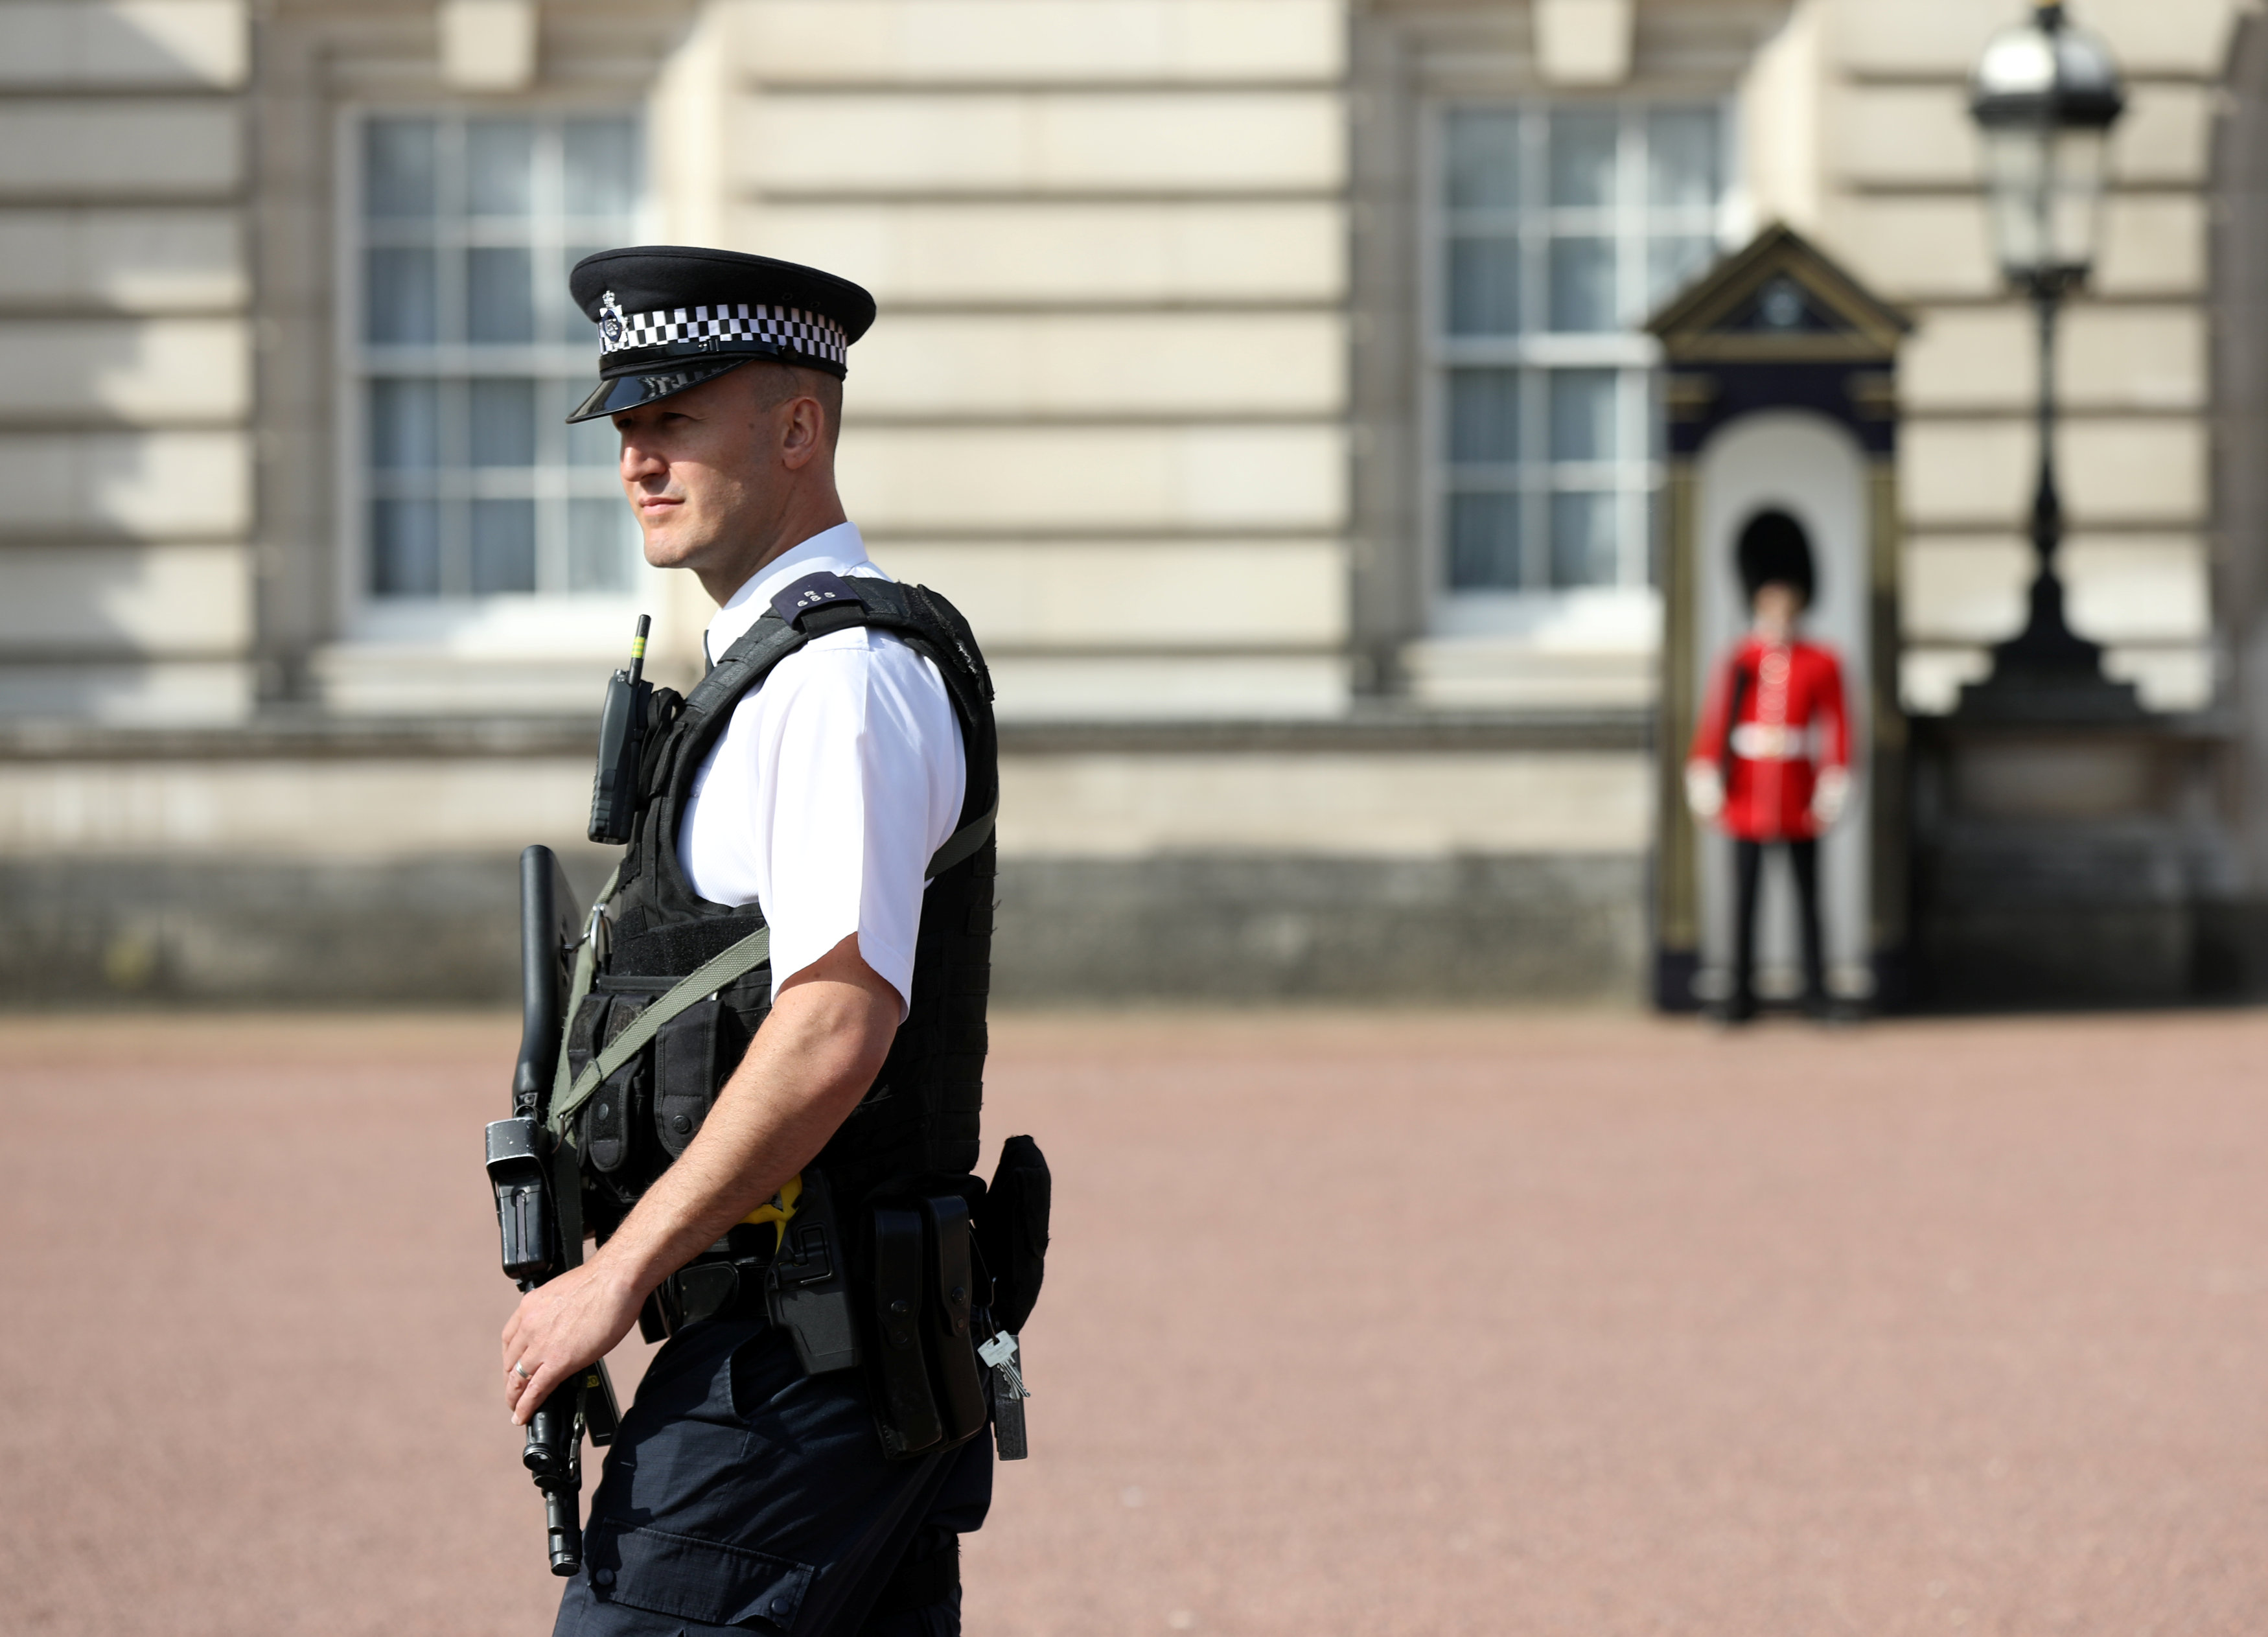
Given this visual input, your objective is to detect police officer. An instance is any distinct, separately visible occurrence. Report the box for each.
[502,246,1001,1634]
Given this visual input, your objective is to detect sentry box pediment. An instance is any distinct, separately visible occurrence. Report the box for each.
[1647,224,1914,1015]
[1648,222,1914,458]
[1649,222,1911,361]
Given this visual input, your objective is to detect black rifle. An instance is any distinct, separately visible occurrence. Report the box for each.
[487,844,619,1576]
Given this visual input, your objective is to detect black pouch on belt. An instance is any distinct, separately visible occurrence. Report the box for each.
[864,1189,992,1461]
[971,1135,1050,1459]
[765,1168,861,1375]
[974,1135,1051,1336]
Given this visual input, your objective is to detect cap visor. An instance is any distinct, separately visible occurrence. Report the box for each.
[565,356,755,423]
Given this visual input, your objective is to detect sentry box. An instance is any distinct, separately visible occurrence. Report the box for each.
[1647,226,1914,1015]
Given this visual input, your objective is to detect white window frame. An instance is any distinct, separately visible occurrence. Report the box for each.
[332,102,661,655]
[1420,96,1737,640]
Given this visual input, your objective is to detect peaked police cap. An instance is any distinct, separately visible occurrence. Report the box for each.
[564,246,877,423]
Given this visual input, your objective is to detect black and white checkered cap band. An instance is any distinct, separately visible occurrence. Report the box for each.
[601,302,848,367]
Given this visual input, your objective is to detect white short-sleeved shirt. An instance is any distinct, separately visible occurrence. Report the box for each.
[678,521,966,1019]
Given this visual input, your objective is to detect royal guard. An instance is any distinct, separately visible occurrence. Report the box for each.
[1685,511,1852,1021]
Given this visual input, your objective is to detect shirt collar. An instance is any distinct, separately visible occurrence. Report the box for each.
[704,520,885,664]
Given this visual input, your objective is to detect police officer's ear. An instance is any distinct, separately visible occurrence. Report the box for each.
[754,364,840,469]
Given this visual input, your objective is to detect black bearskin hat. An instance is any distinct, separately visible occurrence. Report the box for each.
[1736,509,1815,605]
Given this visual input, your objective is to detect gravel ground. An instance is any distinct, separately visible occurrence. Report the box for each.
[3,1008,2265,1636]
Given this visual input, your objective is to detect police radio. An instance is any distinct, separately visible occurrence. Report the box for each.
[588,615,652,845]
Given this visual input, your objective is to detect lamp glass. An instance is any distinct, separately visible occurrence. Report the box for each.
[1980,121,2109,285]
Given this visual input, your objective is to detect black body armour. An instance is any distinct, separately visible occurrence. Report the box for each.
[564,574,998,1246]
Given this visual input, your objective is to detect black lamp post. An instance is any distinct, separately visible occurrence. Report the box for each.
[1962,2,2135,714]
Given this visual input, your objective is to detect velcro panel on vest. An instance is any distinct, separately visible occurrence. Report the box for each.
[612,911,769,979]
[931,1087,984,1149]
[586,997,647,1174]
[653,999,721,1159]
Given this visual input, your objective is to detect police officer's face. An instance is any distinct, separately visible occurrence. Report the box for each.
[607,365,837,583]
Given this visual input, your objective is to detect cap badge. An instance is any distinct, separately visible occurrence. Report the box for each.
[599,290,625,347]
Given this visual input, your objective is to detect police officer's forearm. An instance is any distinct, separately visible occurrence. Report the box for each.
[581,935,900,1302]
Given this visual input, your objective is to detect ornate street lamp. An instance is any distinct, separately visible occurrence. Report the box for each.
[1965,2,2131,706]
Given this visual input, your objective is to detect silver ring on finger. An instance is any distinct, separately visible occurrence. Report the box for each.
[513,1360,534,1381]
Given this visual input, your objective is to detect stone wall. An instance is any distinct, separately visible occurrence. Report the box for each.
[702,0,1356,723]
[0,717,1649,1005]
[0,848,1646,1006]
[0,1,255,721]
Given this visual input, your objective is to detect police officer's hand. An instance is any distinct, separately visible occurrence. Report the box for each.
[502,1260,645,1424]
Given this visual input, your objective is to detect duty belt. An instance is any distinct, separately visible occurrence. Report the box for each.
[647,1225,776,1338]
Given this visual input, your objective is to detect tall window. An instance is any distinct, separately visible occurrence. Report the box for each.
[1434,105,1724,597]
[354,112,642,601]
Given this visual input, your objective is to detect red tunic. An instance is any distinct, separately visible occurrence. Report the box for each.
[1688,635,1850,842]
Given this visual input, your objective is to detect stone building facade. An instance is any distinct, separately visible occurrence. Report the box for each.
[0,0,2256,1003]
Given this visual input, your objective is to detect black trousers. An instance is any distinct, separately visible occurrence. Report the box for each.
[1731,837,1825,1006]
[553,1317,993,1637]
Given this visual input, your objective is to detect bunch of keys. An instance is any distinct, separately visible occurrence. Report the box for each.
[978,1331,1030,1460]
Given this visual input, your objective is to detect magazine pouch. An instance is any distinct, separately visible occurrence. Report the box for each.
[864,1191,992,1461]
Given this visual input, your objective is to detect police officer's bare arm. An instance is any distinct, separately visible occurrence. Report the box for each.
[500,934,898,1423]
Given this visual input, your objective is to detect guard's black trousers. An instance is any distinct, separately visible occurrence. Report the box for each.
[553,1316,993,1637]
[1731,837,1826,1006]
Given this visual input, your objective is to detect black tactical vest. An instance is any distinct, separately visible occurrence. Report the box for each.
[563,574,998,1244]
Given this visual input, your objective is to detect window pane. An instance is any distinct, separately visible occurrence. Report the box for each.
[1549,110,1619,207]
[1549,370,1617,462]
[1448,493,1525,590]
[468,246,535,342]
[470,500,537,594]
[468,119,535,216]
[566,119,642,218]
[365,119,436,218]
[369,379,439,469]
[570,500,637,592]
[1648,236,1717,310]
[357,111,645,603]
[569,412,621,469]
[470,378,537,467]
[1647,110,1720,209]
[1448,237,1522,335]
[1445,110,1521,210]
[372,499,441,596]
[1547,237,1615,332]
[1433,102,1728,605]
[1450,369,1521,465]
[1550,492,1617,586]
[365,248,437,343]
